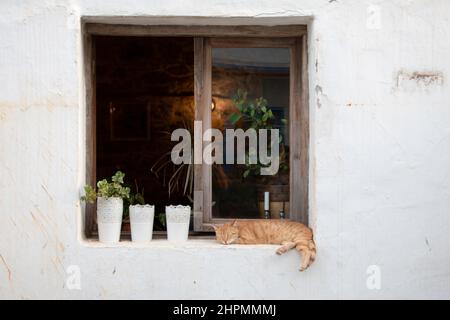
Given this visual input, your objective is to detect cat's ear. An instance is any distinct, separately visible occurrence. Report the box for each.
[231,219,238,227]
[211,224,219,231]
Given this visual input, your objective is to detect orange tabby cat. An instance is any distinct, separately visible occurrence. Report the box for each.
[213,219,316,271]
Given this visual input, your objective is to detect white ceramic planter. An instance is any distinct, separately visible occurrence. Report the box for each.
[97,197,123,244]
[129,204,155,243]
[166,205,191,242]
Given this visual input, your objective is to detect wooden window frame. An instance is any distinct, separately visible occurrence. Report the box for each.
[194,37,309,231]
[83,23,309,237]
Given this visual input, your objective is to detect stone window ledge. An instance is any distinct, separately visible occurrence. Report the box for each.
[80,239,279,250]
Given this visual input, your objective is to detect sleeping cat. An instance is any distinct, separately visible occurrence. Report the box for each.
[213,219,316,271]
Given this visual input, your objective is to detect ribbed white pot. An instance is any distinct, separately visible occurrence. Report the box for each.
[166,205,191,242]
[97,197,123,244]
[129,204,155,243]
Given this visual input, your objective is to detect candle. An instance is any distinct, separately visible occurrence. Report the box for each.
[264,192,269,211]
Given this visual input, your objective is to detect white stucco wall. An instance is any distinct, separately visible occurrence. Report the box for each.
[0,0,449,299]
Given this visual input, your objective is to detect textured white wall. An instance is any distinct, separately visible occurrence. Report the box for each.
[0,0,449,299]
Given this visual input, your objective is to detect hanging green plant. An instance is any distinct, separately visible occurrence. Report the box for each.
[229,89,276,130]
[228,89,289,178]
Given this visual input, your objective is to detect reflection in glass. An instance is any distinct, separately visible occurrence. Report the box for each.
[211,48,290,219]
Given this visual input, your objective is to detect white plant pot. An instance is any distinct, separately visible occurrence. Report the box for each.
[97,197,123,244]
[129,204,155,243]
[166,205,191,242]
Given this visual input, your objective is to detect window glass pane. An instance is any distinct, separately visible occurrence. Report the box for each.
[96,37,194,232]
[211,47,290,219]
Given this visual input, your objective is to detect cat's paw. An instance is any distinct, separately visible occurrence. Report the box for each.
[276,247,286,255]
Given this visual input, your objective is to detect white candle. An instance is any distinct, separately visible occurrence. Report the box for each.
[264,192,269,211]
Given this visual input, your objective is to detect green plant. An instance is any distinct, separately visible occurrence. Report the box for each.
[128,189,145,207]
[80,185,97,203]
[228,89,288,178]
[80,171,131,203]
[123,181,146,220]
[229,89,280,130]
[156,212,166,227]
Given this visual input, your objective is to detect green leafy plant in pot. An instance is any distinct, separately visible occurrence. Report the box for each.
[81,171,130,244]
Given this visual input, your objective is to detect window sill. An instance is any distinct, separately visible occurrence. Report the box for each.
[80,238,279,250]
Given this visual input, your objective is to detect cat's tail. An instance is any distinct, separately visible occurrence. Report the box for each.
[297,238,316,271]
[308,239,316,264]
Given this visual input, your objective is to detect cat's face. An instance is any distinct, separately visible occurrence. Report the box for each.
[213,221,239,245]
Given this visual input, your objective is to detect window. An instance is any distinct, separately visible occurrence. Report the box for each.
[83,24,309,238]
